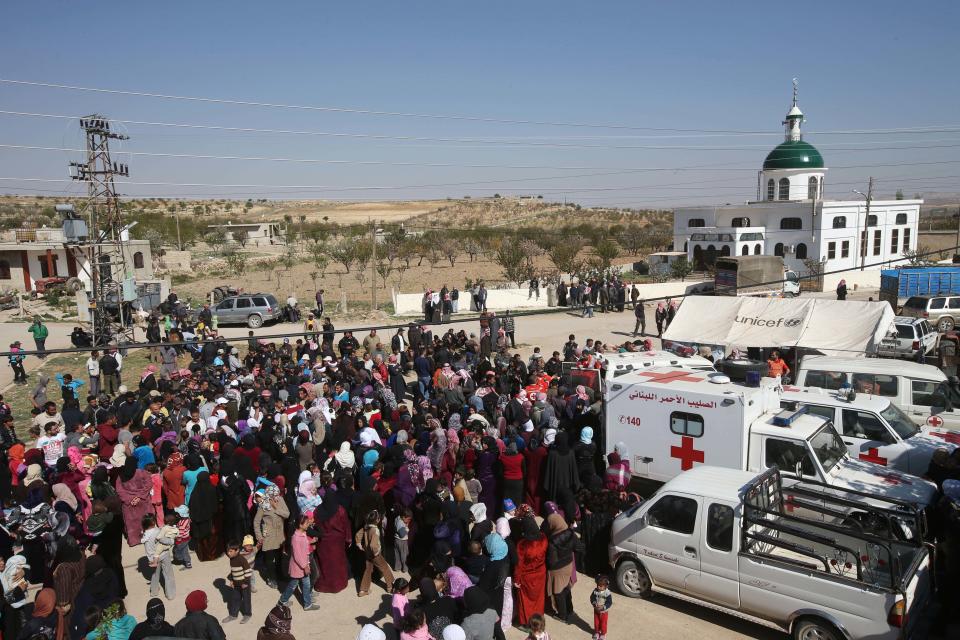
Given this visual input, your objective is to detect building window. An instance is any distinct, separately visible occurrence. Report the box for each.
[832,216,846,229]
[796,243,808,259]
[903,228,911,252]
[731,217,750,228]
[720,245,731,256]
[741,245,749,256]
[867,214,878,227]
[778,178,790,200]
[688,218,705,228]
[807,176,818,199]
[827,242,836,260]
[891,229,899,253]
[36,255,59,278]
[896,213,908,224]
[754,244,762,255]
[841,240,850,258]
[0,260,9,280]
[774,243,785,257]
[133,252,144,269]
[705,245,717,266]
[860,230,867,257]
[766,179,775,201]
[873,229,881,256]
[780,217,802,230]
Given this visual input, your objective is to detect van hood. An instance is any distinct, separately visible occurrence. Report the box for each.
[829,457,937,506]
[918,426,960,449]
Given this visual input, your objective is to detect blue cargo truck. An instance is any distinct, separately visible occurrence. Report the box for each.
[879,266,960,307]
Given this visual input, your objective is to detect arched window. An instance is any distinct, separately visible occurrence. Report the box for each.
[780,217,802,230]
[0,260,9,280]
[774,243,785,257]
[807,176,818,199]
[705,245,717,266]
[731,217,750,228]
[766,179,775,201]
[683,241,688,253]
[741,245,749,256]
[720,246,731,256]
[832,216,846,229]
[688,218,705,228]
[796,243,808,259]
[895,213,908,225]
[778,178,790,200]
[754,244,762,255]
[692,245,704,270]
[133,251,144,269]
[867,215,878,227]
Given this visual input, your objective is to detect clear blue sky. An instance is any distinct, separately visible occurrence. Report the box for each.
[1,0,959,207]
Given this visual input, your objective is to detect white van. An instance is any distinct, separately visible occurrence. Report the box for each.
[602,349,715,383]
[795,355,960,433]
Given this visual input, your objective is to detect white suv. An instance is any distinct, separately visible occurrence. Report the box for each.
[876,316,939,360]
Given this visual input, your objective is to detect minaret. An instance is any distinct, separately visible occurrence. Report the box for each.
[783,78,803,142]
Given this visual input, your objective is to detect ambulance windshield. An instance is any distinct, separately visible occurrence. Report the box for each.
[809,426,847,473]
[880,402,919,439]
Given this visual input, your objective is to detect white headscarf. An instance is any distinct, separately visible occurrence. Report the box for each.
[0,556,29,606]
[470,502,487,524]
[335,442,356,469]
[356,624,386,640]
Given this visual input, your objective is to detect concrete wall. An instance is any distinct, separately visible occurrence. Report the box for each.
[822,269,881,293]
[392,280,709,316]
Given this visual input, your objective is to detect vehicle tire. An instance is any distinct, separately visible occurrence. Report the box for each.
[792,617,841,640]
[615,559,652,599]
[247,314,263,328]
[212,287,226,303]
[782,292,796,298]
[64,277,82,293]
[939,316,955,332]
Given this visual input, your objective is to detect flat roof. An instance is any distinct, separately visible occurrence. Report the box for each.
[661,466,756,500]
[781,387,890,412]
[799,355,946,381]
[751,412,829,439]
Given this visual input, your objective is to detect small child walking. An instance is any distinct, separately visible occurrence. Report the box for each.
[241,535,259,592]
[525,613,550,640]
[172,504,192,570]
[590,575,613,640]
[393,508,412,573]
[223,541,253,624]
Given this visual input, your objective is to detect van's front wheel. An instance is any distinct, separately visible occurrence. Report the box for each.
[615,559,652,599]
[793,617,841,640]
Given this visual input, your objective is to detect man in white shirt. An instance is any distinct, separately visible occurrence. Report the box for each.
[86,350,101,397]
[36,422,66,467]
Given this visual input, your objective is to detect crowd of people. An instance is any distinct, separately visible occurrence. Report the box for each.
[0,298,651,640]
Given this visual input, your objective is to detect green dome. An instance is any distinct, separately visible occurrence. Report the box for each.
[763,140,824,170]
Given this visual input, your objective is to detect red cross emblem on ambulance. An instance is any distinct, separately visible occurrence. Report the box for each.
[930,430,960,445]
[670,436,705,471]
[858,448,888,466]
[927,415,945,428]
[635,370,705,384]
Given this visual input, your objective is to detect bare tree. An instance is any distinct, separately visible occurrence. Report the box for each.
[224,250,248,277]
[494,237,537,286]
[438,236,460,267]
[233,228,249,248]
[310,244,329,278]
[327,239,355,273]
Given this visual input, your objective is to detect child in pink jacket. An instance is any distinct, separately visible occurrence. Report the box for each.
[278,515,320,611]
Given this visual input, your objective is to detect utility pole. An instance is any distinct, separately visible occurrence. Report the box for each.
[68,115,134,346]
[954,206,960,260]
[859,176,874,271]
[175,207,182,250]
[370,219,377,310]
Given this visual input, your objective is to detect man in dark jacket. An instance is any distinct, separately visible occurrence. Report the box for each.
[174,591,226,640]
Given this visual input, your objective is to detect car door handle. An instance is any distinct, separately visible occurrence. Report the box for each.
[639,456,653,463]
[683,546,697,557]
[843,441,854,446]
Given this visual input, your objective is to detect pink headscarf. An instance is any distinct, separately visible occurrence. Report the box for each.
[446,428,460,456]
[66,446,83,469]
[576,385,589,402]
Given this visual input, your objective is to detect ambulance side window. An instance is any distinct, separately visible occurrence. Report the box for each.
[765,438,815,476]
[841,409,895,444]
[851,373,898,397]
[911,380,943,408]
[670,411,704,438]
[805,370,846,390]
[803,404,835,422]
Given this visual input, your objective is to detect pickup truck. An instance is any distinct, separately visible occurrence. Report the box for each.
[609,466,932,640]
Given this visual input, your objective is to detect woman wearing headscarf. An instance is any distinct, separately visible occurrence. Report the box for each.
[394,449,420,508]
[475,436,499,516]
[498,440,524,511]
[129,598,174,640]
[88,466,115,502]
[418,577,458,640]
[189,470,221,562]
[545,512,578,623]
[114,457,153,545]
[655,301,668,337]
[52,482,81,534]
[513,516,547,629]
[18,586,57,639]
[426,420,447,471]
[161,451,186,509]
[312,495,351,594]
[173,590,226,640]
[52,535,85,640]
[522,435,548,515]
[2,555,30,640]
[542,432,580,503]
[253,485,289,589]
[257,603,296,640]
[388,355,407,402]
[69,556,119,640]
[460,586,501,640]
[219,459,252,546]
[438,427,459,489]
[325,441,356,480]
[296,478,322,518]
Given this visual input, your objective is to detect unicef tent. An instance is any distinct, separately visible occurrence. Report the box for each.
[661,296,895,355]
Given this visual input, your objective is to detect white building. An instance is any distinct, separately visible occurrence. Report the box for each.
[672,91,921,282]
[208,222,286,247]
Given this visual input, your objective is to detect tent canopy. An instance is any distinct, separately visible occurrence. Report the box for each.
[662,296,895,355]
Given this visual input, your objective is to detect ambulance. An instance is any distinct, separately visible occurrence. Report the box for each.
[780,386,957,476]
[602,349,715,383]
[605,367,937,509]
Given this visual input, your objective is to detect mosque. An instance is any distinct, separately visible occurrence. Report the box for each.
[671,86,922,279]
